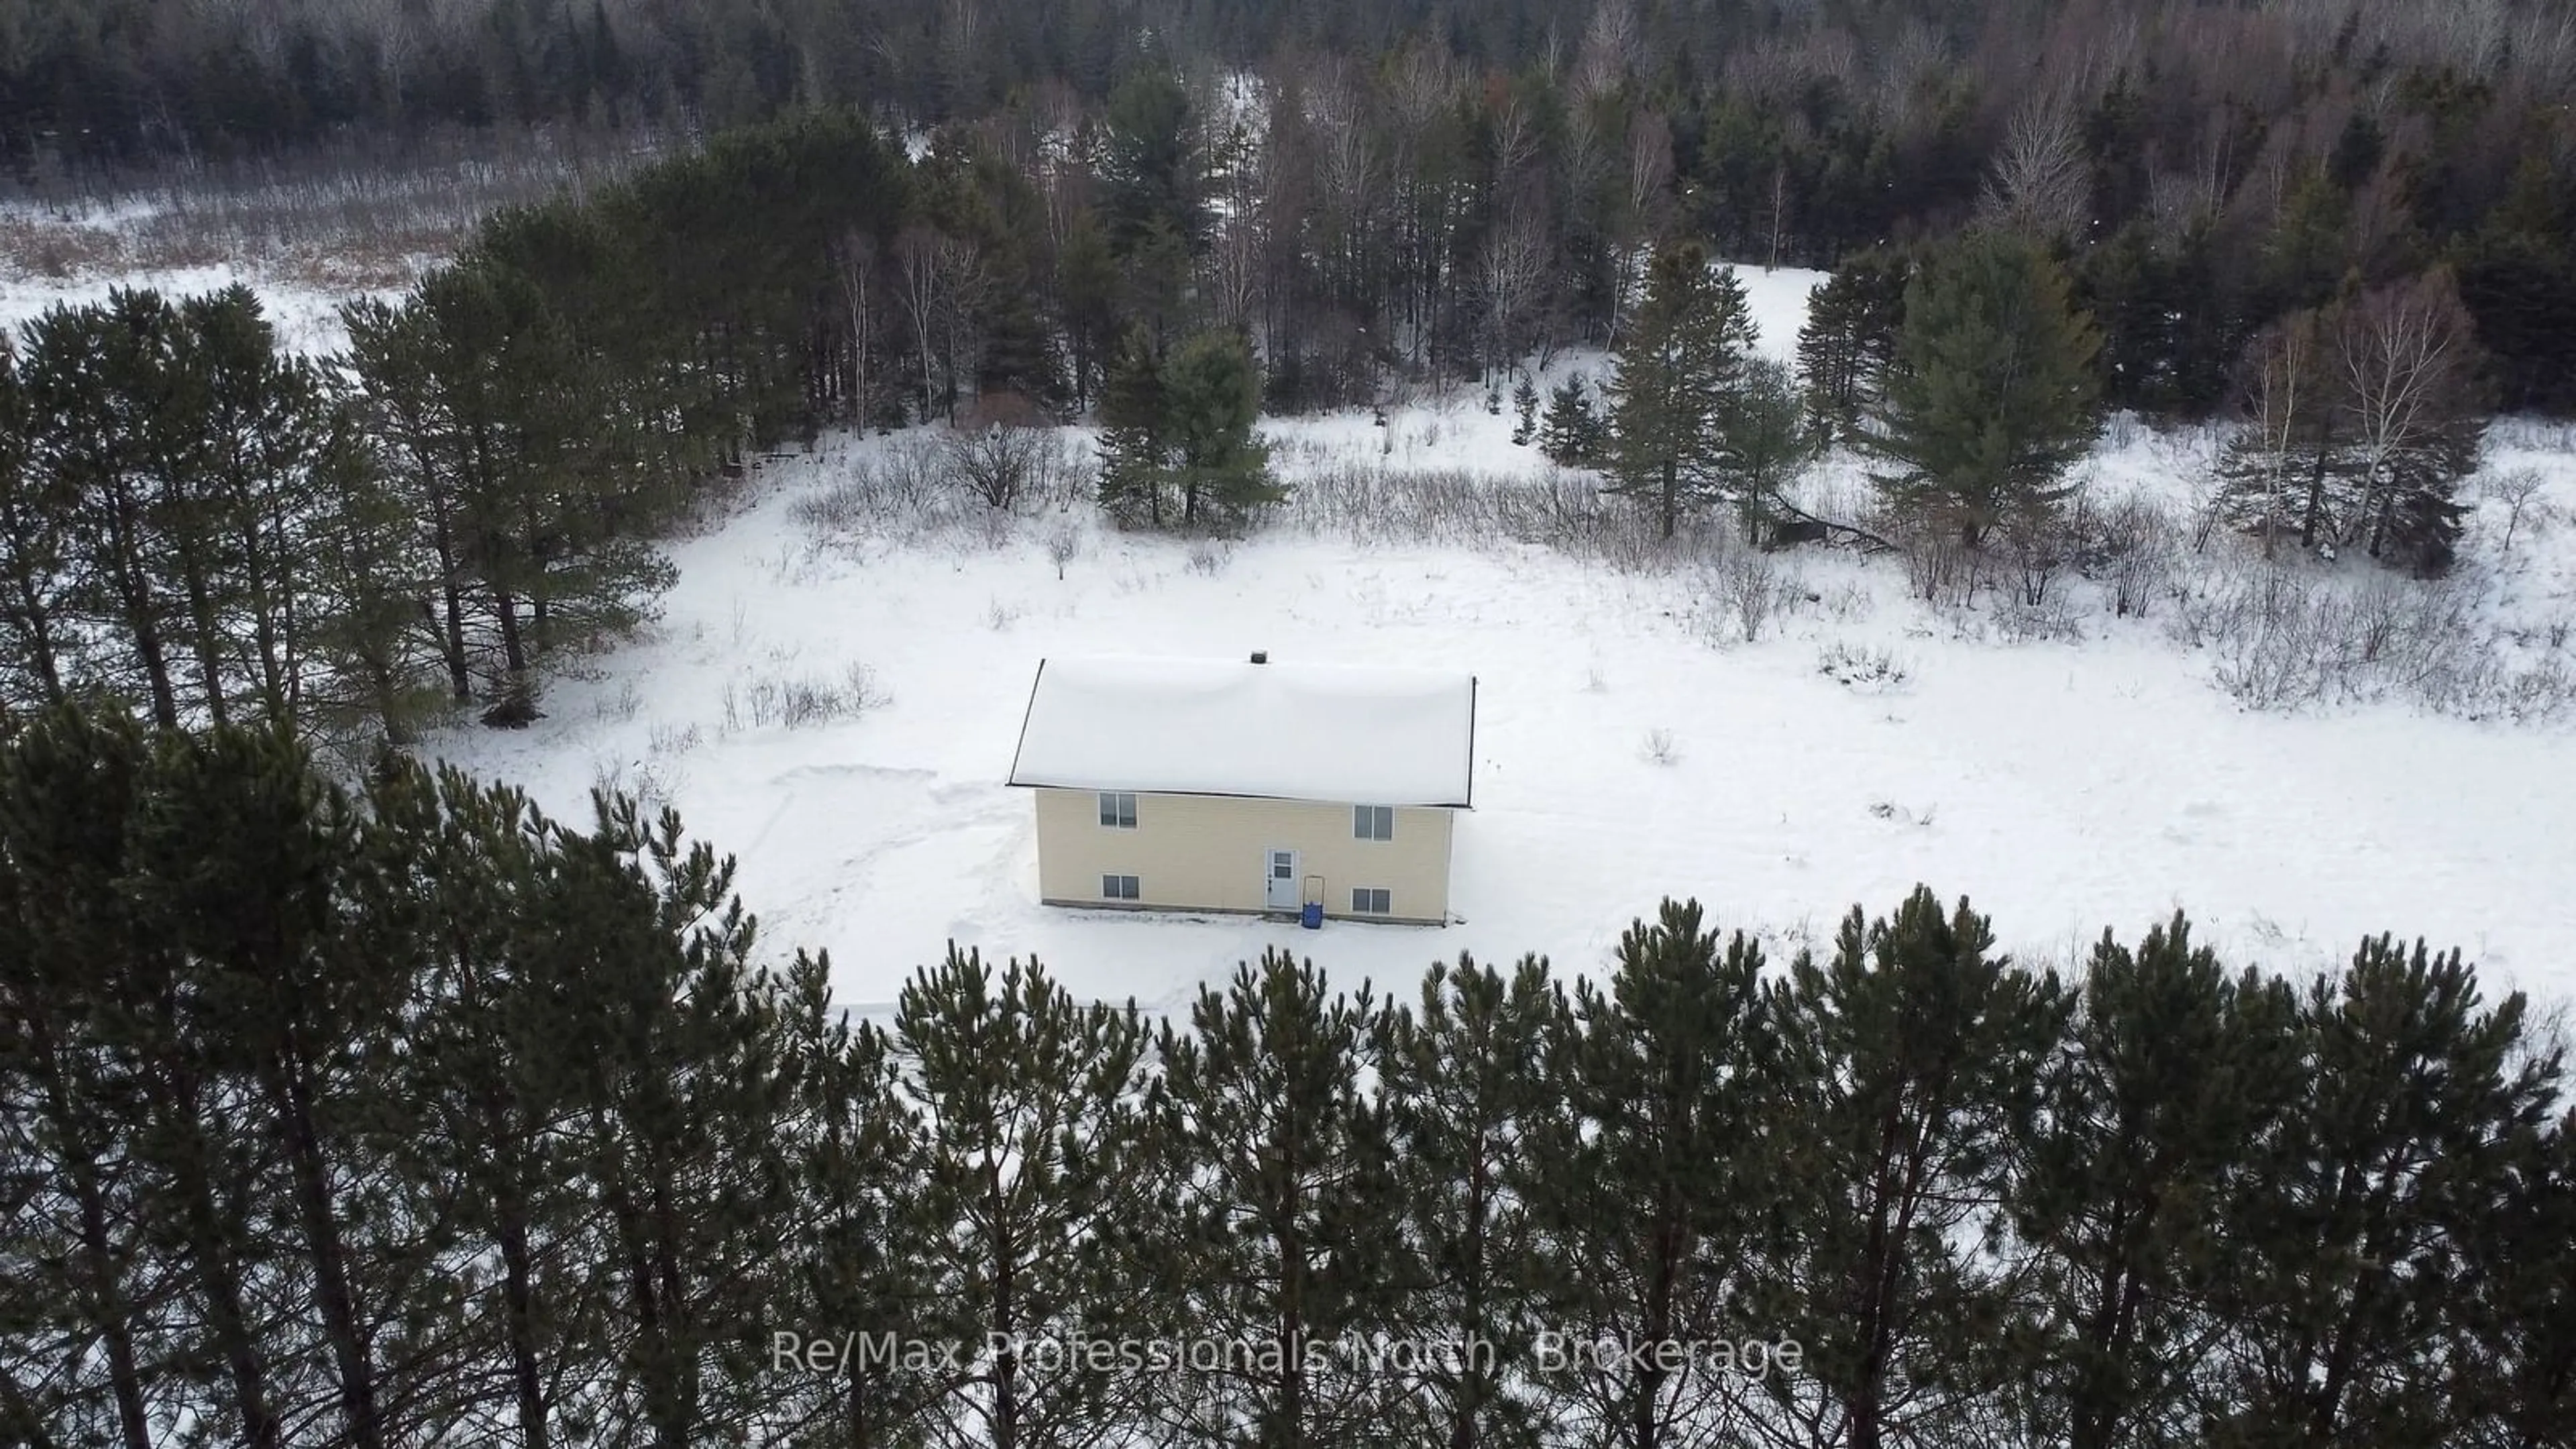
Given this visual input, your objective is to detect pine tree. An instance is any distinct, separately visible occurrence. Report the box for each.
[358,759,598,1448]
[0,709,162,1449]
[2455,159,2576,415]
[1375,954,1560,1449]
[1537,378,1608,468]
[129,721,405,1449]
[1159,329,1280,531]
[894,948,1160,1449]
[1095,327,1171,528]
[2457,1107,2575,1447]
[542,792,801,1448]
[1510,375,1540,446]
[1724,357,1809,543]
[1101,62,1208,256]
[18,290,190,728]
[1155,949,1401,1446]
[1796,249,1907,451]
[2008,915,2303,1449]
[1762,888,2070,1449]
[1056,211,1122,412]
[0,341,73,710]
[1523,900,1775,1449]
[1858,232,2102,548]
[1605,241,1760,540]
[2208,936,2559,1446]
[777,950,943,1448]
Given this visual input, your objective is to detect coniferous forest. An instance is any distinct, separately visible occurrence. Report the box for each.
[0,708,2569,1449]
[5,1,2576,1446]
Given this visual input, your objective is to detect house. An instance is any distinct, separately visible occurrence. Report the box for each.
[1006,654,1477,925]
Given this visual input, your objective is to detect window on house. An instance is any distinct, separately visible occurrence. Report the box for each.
[1351,887,1392,915]
[1354,804,1394,841]
[1098,792,1137,828]
[1102,874,1140,901]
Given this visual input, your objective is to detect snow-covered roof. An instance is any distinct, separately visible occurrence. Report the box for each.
[1008,656,1477,808]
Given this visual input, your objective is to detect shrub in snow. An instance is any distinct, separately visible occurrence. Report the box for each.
[594,679,643,722]
[1642,728,1679,765]
[1817,642,1911,692]
[2168,558,2573,722]
[724,662,890,731]
[1699,549,1803,645]
[2080,493,2182,619]
[1044,523,1081,579]
[941,423,1085,514]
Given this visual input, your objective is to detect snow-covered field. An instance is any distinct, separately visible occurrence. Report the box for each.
[7,253,2563,1014]
[425,268,2576,1018]
[0,262,398,355]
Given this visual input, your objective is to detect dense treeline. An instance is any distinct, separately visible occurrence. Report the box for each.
[9,0,2576,419]
[1,706,2568,1448]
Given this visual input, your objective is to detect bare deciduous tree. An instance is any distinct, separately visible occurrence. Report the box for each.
[896,227,987,424]
[2334,268,2485,559]
[1980,93,2094,243]
[2225,313,2324,558]
[2481,468,2546,554]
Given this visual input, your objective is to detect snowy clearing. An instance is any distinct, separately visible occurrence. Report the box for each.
[0,265,413,356]
[430,419,2576,1018]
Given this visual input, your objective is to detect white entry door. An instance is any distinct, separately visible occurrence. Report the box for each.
[1264,849,1301,910]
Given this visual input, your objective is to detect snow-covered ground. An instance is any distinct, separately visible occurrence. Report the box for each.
[0,264,398,356]
[428,282,2576,1017]
[10,250,2558,1014]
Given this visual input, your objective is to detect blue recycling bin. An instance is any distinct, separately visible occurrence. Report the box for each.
[1300,901,1324,930]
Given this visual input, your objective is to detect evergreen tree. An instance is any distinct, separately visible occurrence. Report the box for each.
[1537,378,1609,469]
[1523,900,1775,1449]
[1762,888,2070,1449]
[1796,250,1907,451]
[541,792,801,1448]
[2213,309,2340,559]
[133,722,409,1449]
[1160,329,1280,531]
[894,948,1161,1449]
[0,709,162,1449]
[2077,221,2241,421]
[1102,63,1208,256]
[1858,232,2102,547]
[2333,268,2489,578]
[777,951,943,1448]
[2457,1107,2575,1447]
[1375,954,1560,1449]
[17,290,191,728]
[2208,936,2559,1447]
[2009,915,2303,1449]
[1095,327,1172,528]
[1510,375,1540,447]
[0,341,73,710]
[1725,357,1809,543]
[358,760,598,1448]
[1155,949,1401,1447]
[1605,241,1760,541]
[2455,165,2576,415]
[1056,211,1123,412]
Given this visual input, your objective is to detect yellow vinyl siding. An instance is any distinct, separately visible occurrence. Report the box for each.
[1033,788,1454,924]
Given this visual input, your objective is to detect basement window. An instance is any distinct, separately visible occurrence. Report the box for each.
[1102,874,1140,902]
[1351,888,1392,916]
[1354,804,1394,841]
[1098,792,1137,829]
